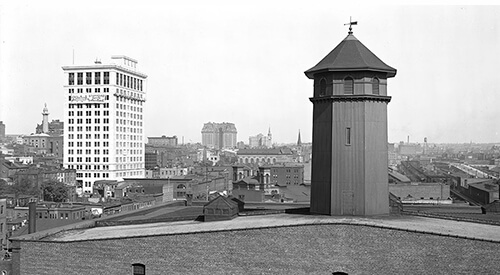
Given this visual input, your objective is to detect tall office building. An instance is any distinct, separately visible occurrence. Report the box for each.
[249,128,272,148]
[62,56,147,194]
[201,122,237,149]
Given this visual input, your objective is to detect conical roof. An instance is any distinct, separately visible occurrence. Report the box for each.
[305,34,396,79]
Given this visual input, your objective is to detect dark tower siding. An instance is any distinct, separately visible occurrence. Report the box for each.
[310,101,333,214]
[306,33,395,216]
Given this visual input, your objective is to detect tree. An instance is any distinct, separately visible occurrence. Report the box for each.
[13,178,39,196]
[41,180,69,202]
[0,178,8,194]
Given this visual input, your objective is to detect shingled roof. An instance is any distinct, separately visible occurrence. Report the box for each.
[304,34,396,79]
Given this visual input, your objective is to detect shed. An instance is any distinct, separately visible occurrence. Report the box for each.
[203,195,239,222]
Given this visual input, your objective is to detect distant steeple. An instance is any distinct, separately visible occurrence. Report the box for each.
[297,130,302,146]
[268,126,272,136]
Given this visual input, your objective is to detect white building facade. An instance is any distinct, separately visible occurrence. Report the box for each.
[62,56,147,194]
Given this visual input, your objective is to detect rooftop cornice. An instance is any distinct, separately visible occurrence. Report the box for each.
[61,64,148,78]
[310,94,391,103]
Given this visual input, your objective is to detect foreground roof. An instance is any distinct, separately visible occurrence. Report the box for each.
[305,33,396,79]
[31,214,500,242]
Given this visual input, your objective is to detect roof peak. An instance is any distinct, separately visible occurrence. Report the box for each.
[344,34,358,41]
[304,33,396,79]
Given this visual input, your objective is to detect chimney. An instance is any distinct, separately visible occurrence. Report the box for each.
[28,201,37,234]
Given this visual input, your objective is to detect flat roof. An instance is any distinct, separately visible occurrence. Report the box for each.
[61,64,147,78]
[38,213,500,243]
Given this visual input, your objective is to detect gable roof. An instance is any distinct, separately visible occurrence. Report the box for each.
[234,176,260,186]
[204,195,238,209]
[305,34,396,79]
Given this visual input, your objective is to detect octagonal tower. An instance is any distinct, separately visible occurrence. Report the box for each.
[305,28,397,216]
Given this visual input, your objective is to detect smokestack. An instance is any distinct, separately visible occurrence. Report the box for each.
[407,135,410,144]
[28,201,37,234]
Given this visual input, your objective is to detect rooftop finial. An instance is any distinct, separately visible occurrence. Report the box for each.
[344,16,358,35]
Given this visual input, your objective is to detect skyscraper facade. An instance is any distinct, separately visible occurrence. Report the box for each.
[62,56,147,194]
[201,122,237,149]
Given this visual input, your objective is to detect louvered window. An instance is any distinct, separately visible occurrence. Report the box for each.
[344,77,353,94]
[319,78,327,96]
[372,78,380,95]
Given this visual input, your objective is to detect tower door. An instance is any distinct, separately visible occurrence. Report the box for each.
[341,191,354,215]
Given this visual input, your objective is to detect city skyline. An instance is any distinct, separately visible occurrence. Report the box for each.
[1,2,500,144]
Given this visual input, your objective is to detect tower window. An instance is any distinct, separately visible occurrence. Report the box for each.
[344,77,353,94]
[346,127,351,146]
[319,78,327,96]
[372,77,380,95]
[132,263,145,275]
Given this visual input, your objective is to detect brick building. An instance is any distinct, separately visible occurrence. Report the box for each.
[147,135,178,147]
[389,182,451,201]
[467,180,499,205]
[7,215,500,274]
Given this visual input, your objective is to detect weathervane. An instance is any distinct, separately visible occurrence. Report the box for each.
[344,16,358,34]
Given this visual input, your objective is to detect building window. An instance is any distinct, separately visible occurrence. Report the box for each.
[77,73,83,85]
[372,77,379,95]
[132,263,146,275]
[95,72,101,84]
[346,127,351,146]
[86,72,92,84]
[104,72,110,84]
[69,73,75,85]
[319,78,326,96]
[344,76,354,94]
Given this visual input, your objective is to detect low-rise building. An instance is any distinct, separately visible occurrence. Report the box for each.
[232,177,264,202]
[147,135,178,147]
[203,195,239,222]
[467,180,499,205]
[389,182,451,203]
[22,133,63,158]
[268,163,304,186]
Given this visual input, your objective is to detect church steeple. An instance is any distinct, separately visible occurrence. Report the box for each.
[297,130,302,146]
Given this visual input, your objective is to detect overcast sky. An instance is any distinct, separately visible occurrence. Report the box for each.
[1,1,499,144]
